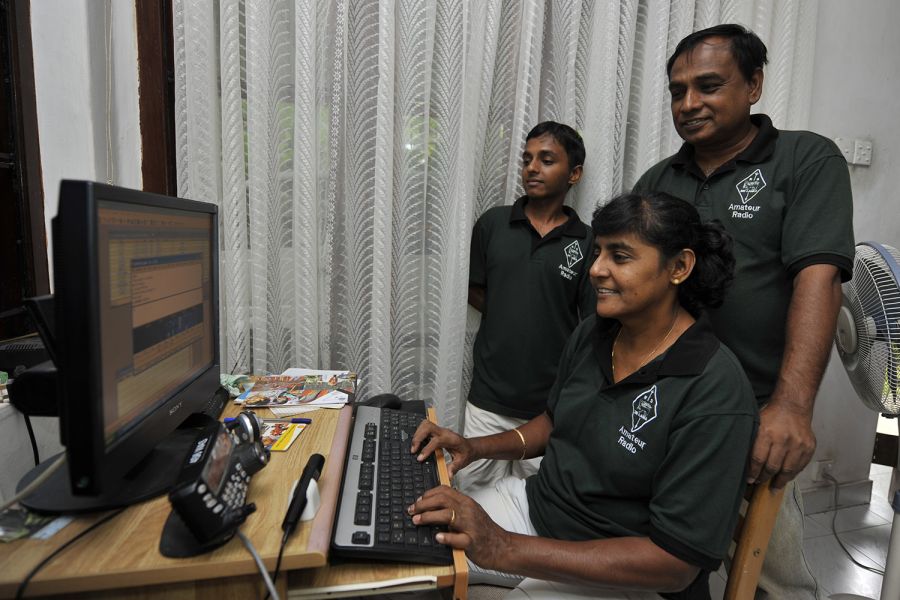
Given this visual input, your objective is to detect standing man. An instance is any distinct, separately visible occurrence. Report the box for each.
[462,121,596,493]
[634,24,854,599]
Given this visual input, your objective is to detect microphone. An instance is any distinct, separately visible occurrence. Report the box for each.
[281,453,325,541]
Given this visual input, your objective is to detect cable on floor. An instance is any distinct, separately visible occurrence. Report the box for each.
[823,472,886,576]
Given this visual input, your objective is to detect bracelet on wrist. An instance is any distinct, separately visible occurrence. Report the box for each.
[512,427,527,460]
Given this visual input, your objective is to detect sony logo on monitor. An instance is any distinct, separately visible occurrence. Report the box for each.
[169,401,183,417]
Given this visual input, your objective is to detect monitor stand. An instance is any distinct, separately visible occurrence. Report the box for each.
[15,415,211,514]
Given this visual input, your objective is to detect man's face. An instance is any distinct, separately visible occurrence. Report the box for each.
[668,37,762,150]
[520,134,581,201]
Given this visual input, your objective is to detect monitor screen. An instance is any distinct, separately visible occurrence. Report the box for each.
[49,181,222,503]
[96,202,214,445]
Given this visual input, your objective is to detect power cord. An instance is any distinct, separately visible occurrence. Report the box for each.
[236,530,280,600]
[823,471,886,576]
[23,414,40,466]
[263,530,290,599]
[266,454,325,599]
[8,364,41,466]
[15,507,125,600]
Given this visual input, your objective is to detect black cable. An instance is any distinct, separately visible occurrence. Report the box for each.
[23,414,40,466]
[15,508,125,600]
[823,472,886,576]
[266,454,324,599]
[263,533,289,600]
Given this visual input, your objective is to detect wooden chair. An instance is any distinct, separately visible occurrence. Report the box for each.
[724,480,786,600]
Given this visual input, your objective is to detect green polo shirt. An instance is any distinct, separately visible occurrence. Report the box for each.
[526,315,757,596]
[469,196,596,419]
[634,114,854,402]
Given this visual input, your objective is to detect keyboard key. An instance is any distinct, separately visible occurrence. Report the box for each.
[352,531,370,545]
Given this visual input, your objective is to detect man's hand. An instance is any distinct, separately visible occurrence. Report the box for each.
[746,264,841,490]
[747,402,816,489]
[409,485,513,570]
[410,420,477,478]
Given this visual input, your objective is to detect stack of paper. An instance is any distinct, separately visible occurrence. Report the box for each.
[235,368,355,417]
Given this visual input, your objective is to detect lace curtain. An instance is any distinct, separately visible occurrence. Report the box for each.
[173,0,818,430]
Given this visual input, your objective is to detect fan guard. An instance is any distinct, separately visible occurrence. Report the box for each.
[835,242,900,415]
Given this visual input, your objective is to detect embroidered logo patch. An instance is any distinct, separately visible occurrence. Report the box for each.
[563,240,583,268]
[558,241,583,281]
[631,385,658,433]
[735,168,766,203]
[729,168,766,219]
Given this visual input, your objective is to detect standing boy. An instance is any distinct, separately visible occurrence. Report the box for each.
[460,122,596,492]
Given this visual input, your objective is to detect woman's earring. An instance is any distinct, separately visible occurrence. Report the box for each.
[672,278,680,285]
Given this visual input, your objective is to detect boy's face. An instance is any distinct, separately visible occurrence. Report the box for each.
[521,133,582,202]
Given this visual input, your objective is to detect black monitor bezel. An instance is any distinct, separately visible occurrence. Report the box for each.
[55,180,220,496]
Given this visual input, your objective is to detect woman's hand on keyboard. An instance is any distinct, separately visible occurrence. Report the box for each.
[408,485,512,571]
[410,421,476,478]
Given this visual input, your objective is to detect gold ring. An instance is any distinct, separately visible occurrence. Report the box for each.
[449,508,456,527]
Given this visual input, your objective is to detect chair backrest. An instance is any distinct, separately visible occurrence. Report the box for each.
[723,480,786,600]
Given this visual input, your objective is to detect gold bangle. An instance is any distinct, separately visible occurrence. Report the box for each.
[512,428,527,460]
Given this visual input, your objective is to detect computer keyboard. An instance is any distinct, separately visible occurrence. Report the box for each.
[331,404,452,565]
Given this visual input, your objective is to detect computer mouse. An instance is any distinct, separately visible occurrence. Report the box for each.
[361,393,403,409]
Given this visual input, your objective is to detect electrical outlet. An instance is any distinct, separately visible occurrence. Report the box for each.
[813,459,834,482]
[853,139,873,166]
[833,137,853,163]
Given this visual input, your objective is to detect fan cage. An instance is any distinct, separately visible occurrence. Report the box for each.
[842,243,900,415]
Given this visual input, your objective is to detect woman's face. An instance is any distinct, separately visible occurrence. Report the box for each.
[589,232,675,322]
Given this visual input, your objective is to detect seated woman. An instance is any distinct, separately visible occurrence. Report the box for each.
[409,191,758,599]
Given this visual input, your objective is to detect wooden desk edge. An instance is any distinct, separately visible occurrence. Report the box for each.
[303,405,353,561]
[291,406,467,600]
[427,407,468,600]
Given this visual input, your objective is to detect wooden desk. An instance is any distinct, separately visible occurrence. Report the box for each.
[0,405,466,599]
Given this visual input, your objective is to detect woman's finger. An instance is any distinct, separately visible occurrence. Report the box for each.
[434,530,471,549]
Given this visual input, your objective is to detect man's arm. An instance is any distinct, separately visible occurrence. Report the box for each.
[747,263,843,489]
[468,284,486,313]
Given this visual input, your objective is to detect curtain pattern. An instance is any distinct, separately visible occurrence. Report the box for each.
[173,0,818,430]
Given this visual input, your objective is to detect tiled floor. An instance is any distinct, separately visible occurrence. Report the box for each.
[804,463,893,599]
[709,463,895,600]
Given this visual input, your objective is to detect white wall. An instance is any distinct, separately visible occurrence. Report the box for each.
[799,0,900,509]
[0,1,143,498]
[30,0,142,284]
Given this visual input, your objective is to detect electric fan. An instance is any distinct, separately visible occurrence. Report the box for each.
[831,241,900,600]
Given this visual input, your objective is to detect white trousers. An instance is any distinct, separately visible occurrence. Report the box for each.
[467,477,663,600]
[455,402,541,494]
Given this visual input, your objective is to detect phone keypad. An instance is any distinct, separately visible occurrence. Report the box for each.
[218,463,251,515]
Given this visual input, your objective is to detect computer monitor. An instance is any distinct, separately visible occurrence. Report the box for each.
[18,180,224,513]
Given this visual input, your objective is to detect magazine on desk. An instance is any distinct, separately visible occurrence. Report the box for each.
[235,369,356,409]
